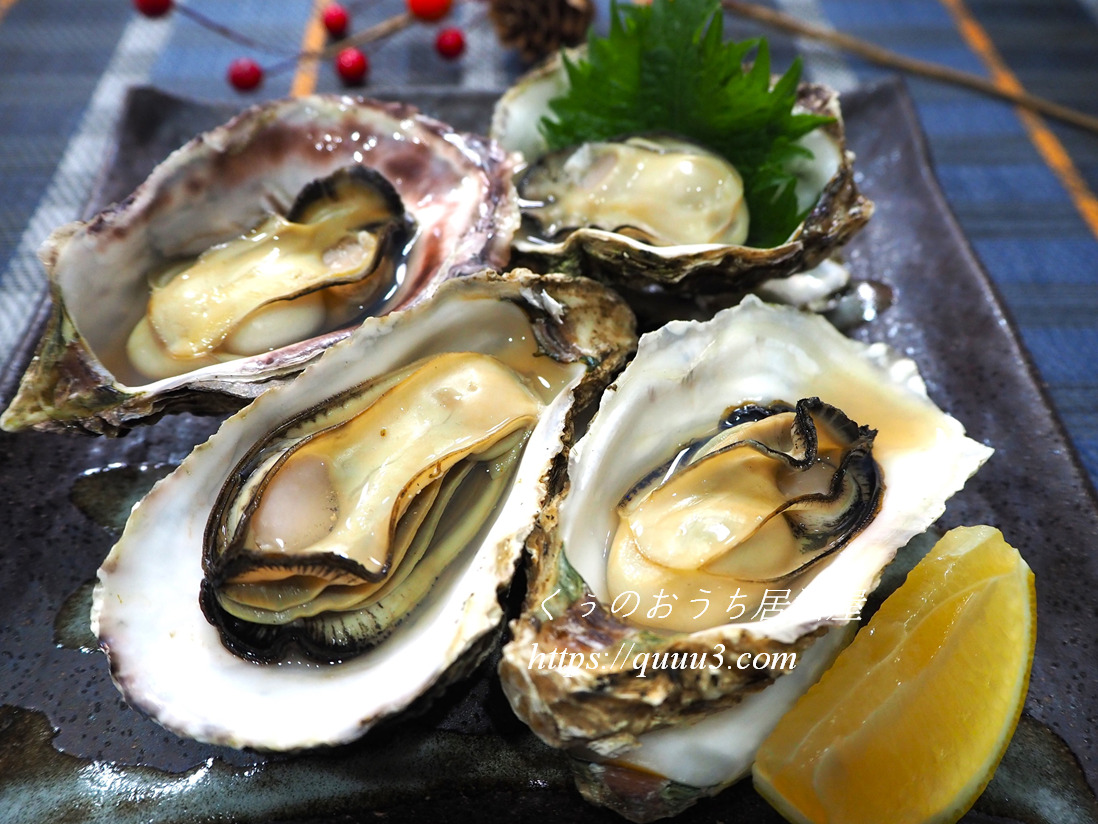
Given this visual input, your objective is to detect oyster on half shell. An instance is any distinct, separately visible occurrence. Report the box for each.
[2,95,518,436]
[91,270,636,751]
[490,50,873,323]
[499,296,992,820]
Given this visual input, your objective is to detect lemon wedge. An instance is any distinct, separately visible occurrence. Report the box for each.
[753,525,1036,824]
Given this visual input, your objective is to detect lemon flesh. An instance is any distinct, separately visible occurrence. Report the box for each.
[753,525,1036,824]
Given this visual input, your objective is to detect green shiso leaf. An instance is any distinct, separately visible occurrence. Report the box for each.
[538,0,833,249]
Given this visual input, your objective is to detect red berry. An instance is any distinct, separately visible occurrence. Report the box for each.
[322,4,350,38]
[134,0,172,17]
[407,0,452,22]
[435,27,465,60]
[335,47,370,85]
[227,58,263,92]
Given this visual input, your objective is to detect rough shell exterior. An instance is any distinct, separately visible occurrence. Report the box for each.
[2,95,519,436]
[501,533,822,758]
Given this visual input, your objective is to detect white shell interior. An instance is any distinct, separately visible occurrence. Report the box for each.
[561,296,993,645]
[489,55,570,168]
[91,279,588,750]
[790,126,842,214]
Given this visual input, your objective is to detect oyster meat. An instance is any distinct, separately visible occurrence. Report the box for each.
[203,350,552,664]
[491,50,873,322]
[518,136,750,247]
[91,270,636,750]
[2,95,518,435]
[126,165,411,381]
[499,296,992,820]
[606,398,882,633]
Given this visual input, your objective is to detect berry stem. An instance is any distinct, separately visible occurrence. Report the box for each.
[314,11,414,60]
[174,3,290,55]
[266,11,414,76]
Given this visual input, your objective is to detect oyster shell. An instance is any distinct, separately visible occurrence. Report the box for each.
[91,269,636,750]
[498,296,992,819]
[490,50,873,323]
[2,95,518,436]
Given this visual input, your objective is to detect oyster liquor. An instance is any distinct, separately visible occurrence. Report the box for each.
[526,644,798,678]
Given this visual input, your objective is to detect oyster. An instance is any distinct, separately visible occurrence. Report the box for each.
[499,296,992,819]
[491,50,873,323]
[518,136,750,247]
[605,398,882,633]
[125,165,411,381]
[91,270,636,750]
[2,95,518,435]
[203,351,548,664]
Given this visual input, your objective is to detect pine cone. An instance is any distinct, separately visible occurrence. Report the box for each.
[488,0,593,63]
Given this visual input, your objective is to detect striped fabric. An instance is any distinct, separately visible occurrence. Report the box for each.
[0,0,1096,494]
